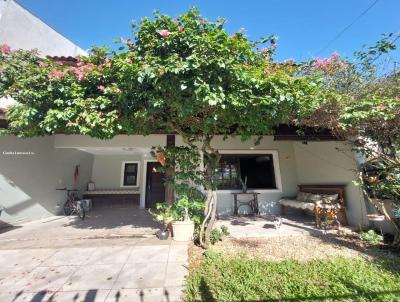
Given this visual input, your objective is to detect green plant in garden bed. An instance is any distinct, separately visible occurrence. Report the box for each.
[210,225,230,245]
[185,254,400,302]
[360,229,384,246]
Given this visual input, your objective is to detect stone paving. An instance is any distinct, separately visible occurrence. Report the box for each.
[0,208,189,302]
[0,241,189,302]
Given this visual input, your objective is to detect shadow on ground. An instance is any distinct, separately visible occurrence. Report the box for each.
[62,207,161,232]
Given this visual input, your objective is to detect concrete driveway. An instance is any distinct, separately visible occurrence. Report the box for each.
[0,209,189,302]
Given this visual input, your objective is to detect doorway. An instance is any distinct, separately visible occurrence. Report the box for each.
[145,162,166,208]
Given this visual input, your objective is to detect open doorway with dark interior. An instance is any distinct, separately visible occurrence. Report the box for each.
[145,162,166,208]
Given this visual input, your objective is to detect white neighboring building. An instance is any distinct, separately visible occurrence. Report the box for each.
[0,0,86,110]
[0,0,86,57]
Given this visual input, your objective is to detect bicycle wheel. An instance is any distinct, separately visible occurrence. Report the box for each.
[63,201,73,216]
[77,203,85,220]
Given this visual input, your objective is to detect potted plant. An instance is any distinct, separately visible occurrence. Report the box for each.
[239,176,248,193]
[172,195,196,241]
[151,203,175,240]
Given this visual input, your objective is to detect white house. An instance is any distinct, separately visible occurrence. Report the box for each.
[0,1,369,229]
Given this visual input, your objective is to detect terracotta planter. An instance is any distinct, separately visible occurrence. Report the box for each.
[366,175,379,184]
[156,150,166,166]
[367,214,385,222]
[172,220,195,241]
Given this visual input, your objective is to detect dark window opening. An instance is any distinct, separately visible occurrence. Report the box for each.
[215,154,276,190]
[123,163,138,186]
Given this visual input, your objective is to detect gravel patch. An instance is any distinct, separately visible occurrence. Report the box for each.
[211,233,374,261]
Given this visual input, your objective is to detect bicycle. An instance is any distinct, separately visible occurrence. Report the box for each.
[57,188,85,220]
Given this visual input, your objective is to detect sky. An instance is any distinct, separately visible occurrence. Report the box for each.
[18,0,400,62]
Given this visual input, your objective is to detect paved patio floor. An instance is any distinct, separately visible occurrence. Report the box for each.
[0,208,161,249]
[0,208,189,302]
[0,241,189,302]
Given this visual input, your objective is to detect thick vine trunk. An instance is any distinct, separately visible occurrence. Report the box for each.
[199,189,213,247]
[203,190,218,248]
[198,136,220,249]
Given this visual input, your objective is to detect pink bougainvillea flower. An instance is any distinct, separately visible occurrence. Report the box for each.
[378,104,388,110]
[38,61,48,68]
[98,85,105,92]
[159,30,170,38]
[199,19,206,25]
[47,69,63,80]
[76,72,85,81]
[1,43,11,54]
[178,25,185,31]
[83,63,94,72]
[314,58,325,69]
[126,58,132,64]
[104,58,111,68]
[331,51,340,58]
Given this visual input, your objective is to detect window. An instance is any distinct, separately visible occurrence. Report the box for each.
[121,162,139,187]
[215,154,277,190]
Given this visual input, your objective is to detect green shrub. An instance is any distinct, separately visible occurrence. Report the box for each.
[210,225,230,245]
[360,229,384,245]
[220,225,230,236]
[210,229,223,245]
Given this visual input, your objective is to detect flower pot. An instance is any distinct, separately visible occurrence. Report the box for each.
[367,214,385,222]
[157,229,170,240]
[172,220,195,241]
[156,150,166,166]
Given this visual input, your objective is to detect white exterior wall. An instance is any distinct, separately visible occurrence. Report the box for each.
[54,134,166,149]
[293,141,368,226]
[91,154,143,189]
[90,154,158,209]
[0,136,93,224]
[1,134,368,227]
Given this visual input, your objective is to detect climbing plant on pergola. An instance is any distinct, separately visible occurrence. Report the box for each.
[0,8,327,247]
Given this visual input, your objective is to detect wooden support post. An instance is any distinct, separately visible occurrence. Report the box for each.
[165,134,175,204]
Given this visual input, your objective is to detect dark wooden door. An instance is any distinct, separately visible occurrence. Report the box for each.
[145,162,166,208]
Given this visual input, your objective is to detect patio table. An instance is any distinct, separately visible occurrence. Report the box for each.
[232,192,260,216]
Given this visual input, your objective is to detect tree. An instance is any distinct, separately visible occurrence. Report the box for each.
[299,35,400,246]
[0,8,327,247]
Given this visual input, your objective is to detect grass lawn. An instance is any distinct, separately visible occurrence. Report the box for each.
[185,252,400,302]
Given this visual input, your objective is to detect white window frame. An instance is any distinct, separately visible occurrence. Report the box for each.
[216,150,282,193]
[120,161,140,188]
